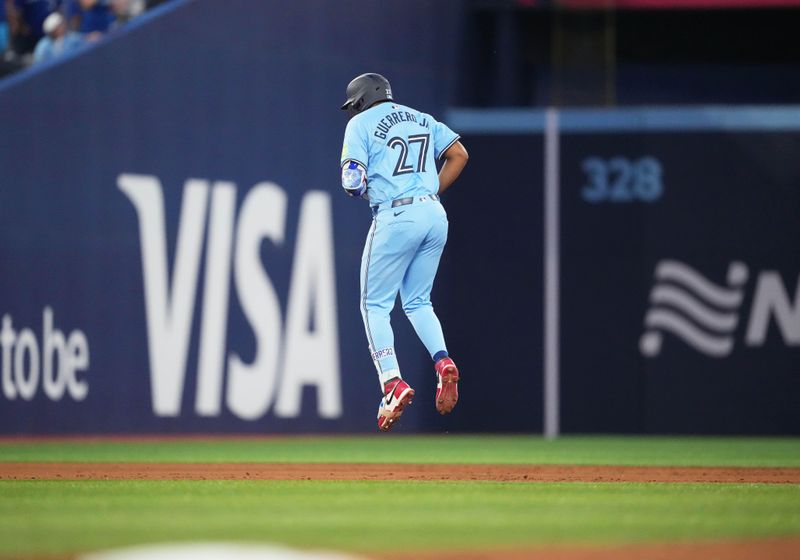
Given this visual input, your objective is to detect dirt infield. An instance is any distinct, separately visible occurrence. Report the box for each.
[2,462,800,483]
[380,538,800,560]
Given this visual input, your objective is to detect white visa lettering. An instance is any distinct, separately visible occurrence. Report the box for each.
[118,174,342,420]
[118,174,208,416]
[745,272,800,346]
[195,182,237,416]
[226,183,286,420]
[275,191,342,418]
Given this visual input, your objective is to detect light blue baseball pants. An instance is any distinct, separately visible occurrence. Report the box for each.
[360,196,448,386]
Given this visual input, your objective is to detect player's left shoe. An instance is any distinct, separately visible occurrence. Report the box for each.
[377,377,415,432]
[435,357,459,414]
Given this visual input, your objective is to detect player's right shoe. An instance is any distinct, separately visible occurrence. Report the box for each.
[434,357,459,414]
[377,377,414,432]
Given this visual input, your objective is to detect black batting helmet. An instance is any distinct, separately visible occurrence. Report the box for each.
[340,73,393,115]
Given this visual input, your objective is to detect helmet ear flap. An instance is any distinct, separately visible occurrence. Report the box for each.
[345,98,362,118]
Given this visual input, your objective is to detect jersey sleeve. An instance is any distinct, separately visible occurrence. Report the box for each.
[431,117,460,161]
[340,118,369,169]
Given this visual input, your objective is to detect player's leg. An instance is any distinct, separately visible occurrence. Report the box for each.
[360,217,419,385]
[400,204,459,415]
[361,216,421,430]
[400,208,448,357]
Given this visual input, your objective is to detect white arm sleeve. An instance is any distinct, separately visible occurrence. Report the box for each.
[341,160,367,197]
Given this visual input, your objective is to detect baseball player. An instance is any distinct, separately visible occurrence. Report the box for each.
[339,73,469,431]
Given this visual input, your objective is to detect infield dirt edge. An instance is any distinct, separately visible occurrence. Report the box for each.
[2,462,800,483]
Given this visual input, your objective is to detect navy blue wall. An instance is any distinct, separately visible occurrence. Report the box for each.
[447,107,800,435]
[433,134,545,433]
[2,1,799,435]
[559,129,800,435]
[0,0,469,434]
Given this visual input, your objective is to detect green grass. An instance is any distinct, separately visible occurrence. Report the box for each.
[2,435,800,466]
[1,436,799,556]
[1,480,799,556]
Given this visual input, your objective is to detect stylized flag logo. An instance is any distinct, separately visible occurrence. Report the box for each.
[640,260,749,357]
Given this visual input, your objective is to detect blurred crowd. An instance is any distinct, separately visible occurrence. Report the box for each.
[0,0,172,76]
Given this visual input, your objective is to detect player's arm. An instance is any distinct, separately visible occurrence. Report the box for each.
[340,118,369,199]
[437,141,468,195]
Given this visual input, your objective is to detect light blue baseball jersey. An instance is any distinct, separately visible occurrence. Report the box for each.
[339,99,461,391]
[340,102,460,205]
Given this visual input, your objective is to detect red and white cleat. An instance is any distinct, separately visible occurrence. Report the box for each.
[434,357,459,415]
[377,377,415,432]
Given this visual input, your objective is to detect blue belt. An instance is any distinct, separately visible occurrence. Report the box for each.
[372,194,440,214]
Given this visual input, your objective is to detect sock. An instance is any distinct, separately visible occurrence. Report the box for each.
[433,350,448,363]
[378,368,401,391]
